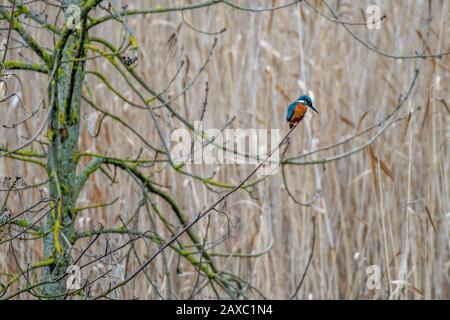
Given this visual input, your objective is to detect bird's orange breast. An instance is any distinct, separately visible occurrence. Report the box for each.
[290,103,308,123]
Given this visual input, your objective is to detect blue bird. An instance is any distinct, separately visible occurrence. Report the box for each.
[286,95,318,128]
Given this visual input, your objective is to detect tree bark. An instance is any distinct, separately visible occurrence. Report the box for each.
[42,8,87,298]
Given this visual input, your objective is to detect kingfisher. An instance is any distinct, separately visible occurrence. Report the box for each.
[286,95,319,128]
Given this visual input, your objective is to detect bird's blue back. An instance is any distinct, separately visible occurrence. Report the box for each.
[286,101,298,122]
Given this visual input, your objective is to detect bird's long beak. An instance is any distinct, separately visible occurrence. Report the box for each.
[310,105,319,113]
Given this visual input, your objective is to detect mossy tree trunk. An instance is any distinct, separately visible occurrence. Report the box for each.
[42,6,87,298]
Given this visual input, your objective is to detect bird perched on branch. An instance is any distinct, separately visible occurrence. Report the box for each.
[286,95,319,128]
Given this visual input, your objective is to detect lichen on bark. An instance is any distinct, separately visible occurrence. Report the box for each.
[42,8,87,298]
